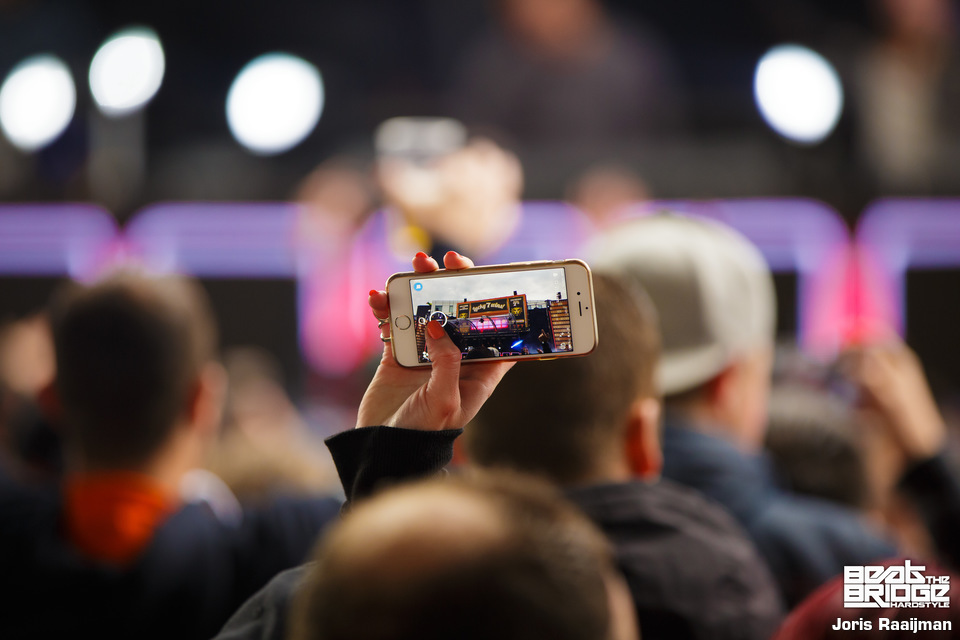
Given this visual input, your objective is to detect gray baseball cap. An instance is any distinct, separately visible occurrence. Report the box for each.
[586,213,776,395]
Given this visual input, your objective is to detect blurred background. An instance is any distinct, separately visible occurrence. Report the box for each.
[2,0,960,443]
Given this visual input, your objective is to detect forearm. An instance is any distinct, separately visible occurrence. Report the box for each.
[325,426,462,505]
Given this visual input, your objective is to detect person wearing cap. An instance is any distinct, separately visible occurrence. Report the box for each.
[586,213,960,607]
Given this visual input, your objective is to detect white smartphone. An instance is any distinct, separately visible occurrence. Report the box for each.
[386,259,598,368]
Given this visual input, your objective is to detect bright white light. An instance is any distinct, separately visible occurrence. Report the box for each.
[226,53,324,155]
[0,55,76,151]
[89,27,165,116]
[754,44,844,145]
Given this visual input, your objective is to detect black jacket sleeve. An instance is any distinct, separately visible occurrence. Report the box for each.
[208,427,461,640]
[898,452,960,571]
[324,426,462,504]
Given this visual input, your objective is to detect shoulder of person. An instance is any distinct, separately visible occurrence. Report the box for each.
[213,564,312,640]
[753,491,895,561]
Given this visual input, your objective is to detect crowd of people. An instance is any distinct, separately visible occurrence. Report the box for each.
[0,215,958,640]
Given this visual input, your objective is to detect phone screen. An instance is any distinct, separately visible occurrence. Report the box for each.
[409,267,574,363]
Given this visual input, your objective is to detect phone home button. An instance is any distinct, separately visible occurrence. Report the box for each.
[395,315,412,330]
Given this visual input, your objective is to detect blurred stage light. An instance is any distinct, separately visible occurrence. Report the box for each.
[0,55,76,151]
[226,53,324,155]
[89,27,165,116]
[754,45,843,145]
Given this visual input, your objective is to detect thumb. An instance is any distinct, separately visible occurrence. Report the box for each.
[423,320,463,427]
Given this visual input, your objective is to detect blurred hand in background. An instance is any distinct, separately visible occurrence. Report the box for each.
[844,341,946,467]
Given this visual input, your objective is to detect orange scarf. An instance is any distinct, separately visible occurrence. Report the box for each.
[63,472,175,566]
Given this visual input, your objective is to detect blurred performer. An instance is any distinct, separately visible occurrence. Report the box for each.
[451,0,685,150]
[300,128,590,377]
[377,131,524,258]
[296,157,381,375]
[856,0,960,191]
[567,163,652,227]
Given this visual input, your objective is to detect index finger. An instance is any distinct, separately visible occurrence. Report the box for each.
[369,289,389,321]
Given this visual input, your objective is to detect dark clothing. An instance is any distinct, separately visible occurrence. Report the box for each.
[217,426,783,640]
[214,427,464,640]
[453,25,684,148]
[326,425,462,504]
[660,415,959,607]
[1,482,340,640]
[898,453,960,571]
[216,565,309,640]
[566,480,783,640]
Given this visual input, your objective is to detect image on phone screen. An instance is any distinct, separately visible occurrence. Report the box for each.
[409,268,573,363]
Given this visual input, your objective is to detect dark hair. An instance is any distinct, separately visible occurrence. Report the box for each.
[290,471,615,640]
[765,384,868,509]
[466,273,660,484]
[50,272,217,468]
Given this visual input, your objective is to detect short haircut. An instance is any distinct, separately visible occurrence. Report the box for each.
[467,273,660,484]
[289,471,616,640]
[50,272,217,468]
[765,384,867,508]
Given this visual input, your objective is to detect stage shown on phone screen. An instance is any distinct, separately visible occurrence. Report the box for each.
[410,268,573,363]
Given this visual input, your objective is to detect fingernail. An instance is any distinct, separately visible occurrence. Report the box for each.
[426,320,444,340]
[369,289,378,297]
[415,251,428,259]
[445,250,460,258]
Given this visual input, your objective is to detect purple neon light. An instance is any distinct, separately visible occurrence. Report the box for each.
[859,199,960,269]
[618,199,849,272]
[124,203,308,277]
[858,198,960,332]
[0,205,118,278]
[0,199,852,373]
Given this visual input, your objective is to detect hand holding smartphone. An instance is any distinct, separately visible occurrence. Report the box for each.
[359,253,598,431]
[358,252,517,431]
[386,259,598,368]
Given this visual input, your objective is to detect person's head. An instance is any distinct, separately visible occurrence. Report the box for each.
[289,471,638,640]
[498,0,605,58]
[877,0,955,44]
[467,273,661,485]
[587,213,776,450]
[50,271,222,474]
[765,384,869,509]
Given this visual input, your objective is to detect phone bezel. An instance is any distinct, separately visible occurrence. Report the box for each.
[386,260,598,368]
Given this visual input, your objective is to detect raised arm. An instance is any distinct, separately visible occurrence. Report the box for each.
[326,251,514,503]
[844,341,960,570]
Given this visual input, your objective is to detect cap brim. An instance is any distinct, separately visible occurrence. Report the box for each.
[657,343,730,396]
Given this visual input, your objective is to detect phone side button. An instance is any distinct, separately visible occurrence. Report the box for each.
[395,315,412,330]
